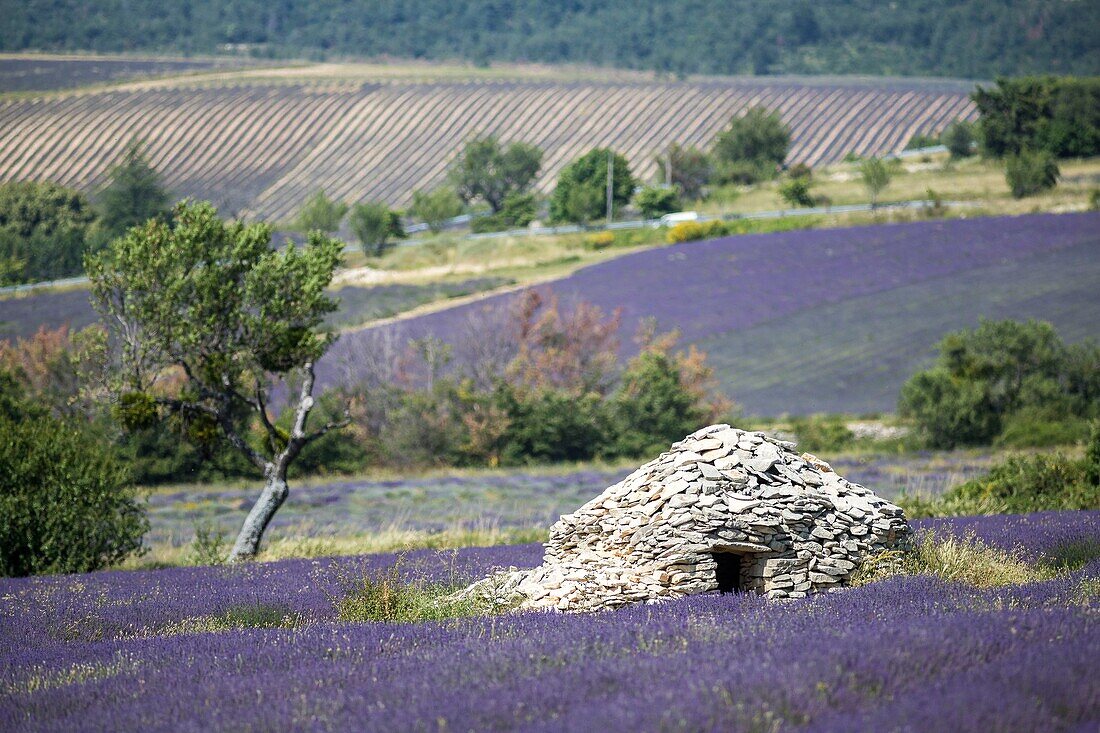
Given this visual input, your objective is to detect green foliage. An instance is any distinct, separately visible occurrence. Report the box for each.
[449,135,542,213]
[1086,421,1100,488]
[905,133,941,150]
[858,157,891,208]
[88,201,341,390]
[0,413,147,576]
[711,107,790,185]
[943,120,976,158]
[778,177,815,208]
[657,144,712,200]
[1005,149,1060,198]
[0,181,100,284]
[87,201,344,488]
[187,521,228,566]
[608,350,710,458]
[634,186,680,219]
[287,390,372,476]
[334,554,492,622]
[902,449,1099,519]
[97,138,170,239]
[5,2,1098,79]
[114,391,158,431]
[899,320,1099,449]
[469,192,538,233]
[549,148,636,224]
[994,406,1090,448]
[853,532,1041,588]
[974,76,1100,159]
[410,187,463,233]
[788,415,854,453]
[493,385,609,464]
[350,201,406,256]
[787,163,812,180]
[295,190,348,233]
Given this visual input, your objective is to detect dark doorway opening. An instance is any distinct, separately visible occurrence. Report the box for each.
[712,552,744,593]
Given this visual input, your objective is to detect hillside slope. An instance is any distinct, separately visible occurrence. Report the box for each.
[0,72,974,220]
[324,212,1100,416]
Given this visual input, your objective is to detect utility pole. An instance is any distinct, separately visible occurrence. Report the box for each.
[606,150,614,223]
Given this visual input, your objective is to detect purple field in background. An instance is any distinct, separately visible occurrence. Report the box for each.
[0,57,248,93]
[324,212,1100,414]
[1,512,1097,732]
[145,452,996,548]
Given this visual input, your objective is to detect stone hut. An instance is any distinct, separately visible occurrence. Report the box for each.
[465,424,910,612]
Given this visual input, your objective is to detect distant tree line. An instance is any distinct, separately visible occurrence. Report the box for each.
[2,0,1098,79]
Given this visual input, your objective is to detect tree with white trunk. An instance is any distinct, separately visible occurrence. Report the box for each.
[86,200,347,562]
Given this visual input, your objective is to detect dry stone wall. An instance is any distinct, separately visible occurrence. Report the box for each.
[461,424,911,612]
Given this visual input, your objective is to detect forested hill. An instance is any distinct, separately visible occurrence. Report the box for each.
[3,0,1098,79]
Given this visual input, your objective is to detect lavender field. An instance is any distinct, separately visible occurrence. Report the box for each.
[330,212,1100,415]
[0,277,509,342]
[2,512,1097,732]
[0,56,251,93]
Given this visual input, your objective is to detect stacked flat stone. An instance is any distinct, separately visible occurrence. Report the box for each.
[461,424,911,613]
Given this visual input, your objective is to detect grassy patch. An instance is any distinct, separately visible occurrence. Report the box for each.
[4,653,140,695]
[852,532,1045,588]
[899,447,1099,519]
[152,603,305,637]
[125,524,547,569]
[332,554,495,623]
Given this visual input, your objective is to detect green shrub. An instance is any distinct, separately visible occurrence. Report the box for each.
[711,107,789,184]
[778,177,815,208]
[789,415,854,453]
[494,386,610,464]
[1005,149,1060,198]
[0,414,147,576]
[994,406,1090,448]
[899,320,1095,449]
[186,521,228,566]
[900,435,1100,518]
[470,192,537,233]
[899,368,1000,448]
[943,120,976,159]
[608,350,712,458]
[634,186,680,219]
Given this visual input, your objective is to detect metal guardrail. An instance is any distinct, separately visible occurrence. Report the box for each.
[462,198,975,241]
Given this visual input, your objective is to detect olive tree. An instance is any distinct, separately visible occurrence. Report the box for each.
[449,135,542,213]
[86,201,347,562]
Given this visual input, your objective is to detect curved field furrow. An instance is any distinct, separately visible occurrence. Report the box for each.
[217,91,359,196]
[0,79,978,220]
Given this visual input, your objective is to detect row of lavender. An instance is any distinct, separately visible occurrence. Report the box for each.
[2,511,1097,731]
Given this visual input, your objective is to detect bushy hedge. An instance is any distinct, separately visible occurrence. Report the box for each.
[0,414,147,576]
[901,423,1100,518]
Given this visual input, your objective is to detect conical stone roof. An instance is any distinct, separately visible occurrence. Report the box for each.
[463,424,911,612]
